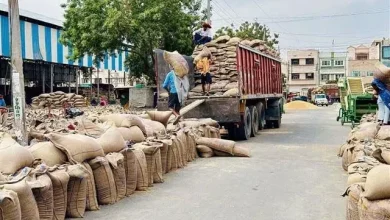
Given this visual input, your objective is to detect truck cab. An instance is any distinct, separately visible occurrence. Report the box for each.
[314,94,328,106]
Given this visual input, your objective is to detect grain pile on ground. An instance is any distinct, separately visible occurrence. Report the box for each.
[338,114,390,219]
[284,101,319,110]
[31,91,87,109]
[183,36,280,98]
[0,107,250,219]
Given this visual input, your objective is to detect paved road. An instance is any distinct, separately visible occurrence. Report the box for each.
[80,106,350,220]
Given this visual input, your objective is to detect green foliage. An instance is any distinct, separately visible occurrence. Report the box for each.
[214,21,279,48]
[61,0,205,83]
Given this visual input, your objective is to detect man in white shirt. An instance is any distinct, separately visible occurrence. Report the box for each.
[193,22,213,45]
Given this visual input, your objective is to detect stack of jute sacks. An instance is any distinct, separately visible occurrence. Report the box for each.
[338,114,390,220]
[31,91,87,109]
[0,110,250,220]
[189,35,280,97]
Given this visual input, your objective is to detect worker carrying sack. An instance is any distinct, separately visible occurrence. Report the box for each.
[163,51,189,78]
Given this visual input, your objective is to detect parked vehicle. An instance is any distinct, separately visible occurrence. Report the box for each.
[314,94,329,106]
[155,45,283,140]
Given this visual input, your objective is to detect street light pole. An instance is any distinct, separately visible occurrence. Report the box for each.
[207,0,211,24]
[8,0,27,145]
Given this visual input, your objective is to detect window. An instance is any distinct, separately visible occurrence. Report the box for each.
[367,71,374,76]
[334,60,344,66]
[94,78,102,84]
[383,46,390,59]
[352,71,360,77]
[291,59,299,65]
[321,75,329,81]
[321,60,331,66]
[356,54,368,60]
[82,78,89,83]
[291,73,300,80]
[306,58,314,65]
[306,73,314,80]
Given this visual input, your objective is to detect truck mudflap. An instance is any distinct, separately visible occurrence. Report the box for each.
[265,98,283,121]
[157,97,241,124]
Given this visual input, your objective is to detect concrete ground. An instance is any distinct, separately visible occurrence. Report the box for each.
[80,105,350,220]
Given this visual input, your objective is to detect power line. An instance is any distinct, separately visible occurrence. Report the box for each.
[212,9,390,23]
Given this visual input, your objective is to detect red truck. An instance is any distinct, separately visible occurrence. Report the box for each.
[155,44,284,140]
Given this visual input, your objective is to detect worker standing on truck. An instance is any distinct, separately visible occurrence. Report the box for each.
[163,68,182,125]
[196,54,212,96]
[372,79,390,125]
[193,22,213,45]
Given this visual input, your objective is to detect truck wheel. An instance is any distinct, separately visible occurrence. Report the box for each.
[249,106,259,137]
[237,107,252,140]
[273,116,281,128]
[256,102,266,130]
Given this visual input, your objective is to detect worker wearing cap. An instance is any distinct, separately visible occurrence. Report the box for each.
[193,22,213,45]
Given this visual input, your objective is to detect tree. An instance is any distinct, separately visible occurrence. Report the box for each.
[214,21,279,48]
[61,0,205,83]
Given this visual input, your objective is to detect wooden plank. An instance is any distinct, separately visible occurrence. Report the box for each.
[168,99,205,122]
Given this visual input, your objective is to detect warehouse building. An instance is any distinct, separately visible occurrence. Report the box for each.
[0,3,129,103]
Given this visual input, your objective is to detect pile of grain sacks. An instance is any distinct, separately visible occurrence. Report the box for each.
[31,91,87,109]
[0,111,250,220]
[189,35,280,97]
[338,115,390,219]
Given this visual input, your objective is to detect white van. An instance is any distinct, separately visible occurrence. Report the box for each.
[314,94,328,106]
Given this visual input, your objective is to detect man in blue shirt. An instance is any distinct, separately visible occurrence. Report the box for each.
[163,70,182,124]
[0,94,6,108]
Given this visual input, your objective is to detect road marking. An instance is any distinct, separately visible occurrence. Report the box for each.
[261,131,294,134]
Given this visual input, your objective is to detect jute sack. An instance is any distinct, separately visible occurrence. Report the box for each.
[117,127,146,143]
[373,62,390,81]
[223,88,239,97]
[47,168,70,220]
[376,126,390,140]
[124,115,147,135]
[133,143,163,186]
[215,35,231,43]
[28,141,68,167]
[147,111,173,127]
[184,130,196,162]
[3,168,40,220]
[214,150,231,157]
[30,173,54,220]
[347,173,367,186]
[176,130,188,167]
[0,189,21,220]
[121,148,137,196]
[88,157,117,205]
[65,164,89,218]
[233,146,251,157]
[167,136,179,172]
[143,119,166,137]
[381,148,390,164]
[196,145,214,158]
[99,114,132,128]
[133,149,148,191]
[226,37,241,46]
[163,51,189,78]
[0,133,34,174]
[172,136,184,168]
[358,196,390,220]
[363,165,390,200]
[106,153,126,201]
[96,127,126,154]
[45,133,104,164]
[81,162,99,211]
[154,139,172,174]
[194,47,212,63]
[76,117,104,138]
[343,183,364,220]
[200,152,214,158]
[350,123,379,141]
[196,137,235,155]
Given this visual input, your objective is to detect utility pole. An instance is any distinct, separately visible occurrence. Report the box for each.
[9,0,27,145]
[207,0,211,23]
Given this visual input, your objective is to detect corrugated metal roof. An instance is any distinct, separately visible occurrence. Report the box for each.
[0,3,63,27]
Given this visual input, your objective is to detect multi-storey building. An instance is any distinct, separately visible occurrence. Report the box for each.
[319,52,347,85]
[287,50,319,93]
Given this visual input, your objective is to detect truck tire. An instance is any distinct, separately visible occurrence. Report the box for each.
[256,102,266,130]
[237,107,252,140]
[273,103,282,128]
[249,106,259,137]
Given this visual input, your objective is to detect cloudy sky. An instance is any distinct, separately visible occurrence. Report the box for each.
[1,0,389,59]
